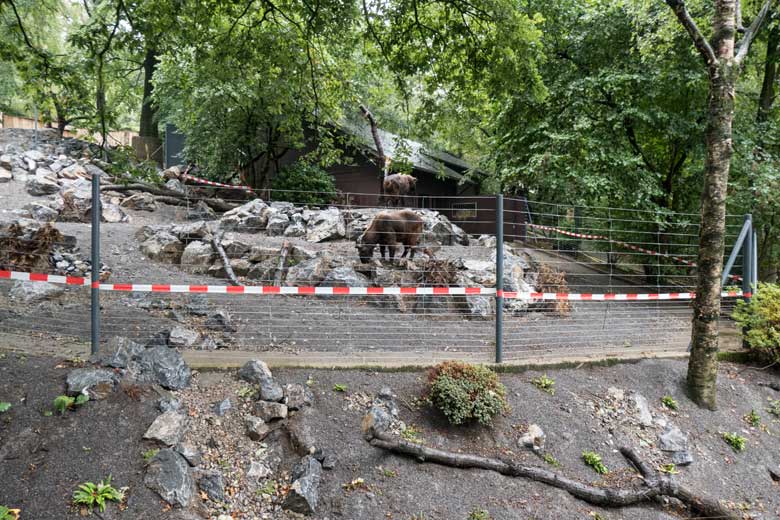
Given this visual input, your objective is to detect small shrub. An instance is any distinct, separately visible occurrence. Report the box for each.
[744,409,761,427]
[767,398,780,417]
[531,375,555,395]
[426,362,508,426]
[0,506,19,520]
[54,394,89,414]
[72,476,125,512]
[659,463,678,475]
[0,402,10,413]
[722,432,747,452]
[332,383,348,392]
[732,283,780,362]
[468,509,492,520]
[270,162,336,206]
[142,448,159,463]
[661,396,678,410]
[542,453,560,467]
[582,451,608,475]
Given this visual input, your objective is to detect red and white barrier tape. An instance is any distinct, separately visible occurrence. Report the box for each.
[527,223,743,281]
[180,173,255,193]
[0,269,750,299]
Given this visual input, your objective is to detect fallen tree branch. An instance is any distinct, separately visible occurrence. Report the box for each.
[366,432,738,519]
[210,230,242,286]
[273,240,291,285]
[101,183,236,212]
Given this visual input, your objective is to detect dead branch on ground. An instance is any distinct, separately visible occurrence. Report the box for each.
[273,240,291,285]
[101,182,236,212]
[210,230,242,286]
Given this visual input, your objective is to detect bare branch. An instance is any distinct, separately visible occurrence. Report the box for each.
[735,0,774,65]
[664,0,718,69]
[736,0,745,32]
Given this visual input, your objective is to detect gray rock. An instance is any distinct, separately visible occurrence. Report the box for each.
[259,378,284,403]
[247,461,272,480]
[306,208,345,242]
[213,398,232,416]
[659,424,693,466]
[633,394,653,427]
[238,360,274,385]
[361,399,394,440]
[137,346,192,390]
[144,411,188,446]
[195,336,219,351]
[255,401,288,422]
[519,424,546,451]
[186,200,217,221]
[180,240,215,274]
[205,310,236,332]
[24,202,59,222]
[0,154,12,170]
[65,368,118,399]
[283,384,311,410]
[0,167,12,182]
[144,448,195,507]
[165,178,187,194]
[197,470,225,502]
[159,398,182,413]
[320,266,370,289]
[185,295,209,316]
[97,336,144,369]
[671,450,694,466]
[26,174,60,196]
[171,220,212,241]
[284,221,306,237]
[169,326,201,348]
[266,212,290,235]
[141,231,185,263]
[284,255,333,286]
[100,203,130,223]
[221,235,251,256]
[245,415,270,441]
[24,149,45,162]
[321,453,336,470]
[120,192,157,211]
[175,441,201,467]
[59,163,88,180]
[220,199,270,233]
[283,456,322,515]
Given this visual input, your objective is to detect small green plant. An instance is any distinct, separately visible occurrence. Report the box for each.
[332,383,348,392]
[0,402,10,413]
[0,506,20,520]
[72,476,125,512]
[744,409,761,427]
[733,283,780,362]
[767,398,780,417]
[531,375,555,395]
[257,480,277,496]
[542,453,560,467]
[142,448,159,463]
[54,394,89,414]
[237,385,258,399]
[379,466,398,478]
[342,477,368,491]
[659,463,679,475]
[426,362,508,426]
[468,509,492,520]
[582,451,608,475]
[661,396,678,410]
[400,425,424,444]
[722,432,747,452]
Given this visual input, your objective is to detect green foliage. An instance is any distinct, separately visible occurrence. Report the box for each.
[542,453,560,468]
[582,451,608,475]
[661,396,678,410]
[72,476,124,513]
[733,284,780,362]
[270,162,336,205]
[142,448,159,463]
[0,402,10,413]
[426,362,508,426]
[106,146,161,185]
[744,409,761,427]
[257,480,278,496]
[237,385,258,399]
[767,399,780,417]
[659,463,678,475]
[53,394,89,414]
[531,375,555,395]
[400,425,423,444]
[468,509,492,520]
[722,432,747,452]
[332,383,348,392]
[0,505,19,520]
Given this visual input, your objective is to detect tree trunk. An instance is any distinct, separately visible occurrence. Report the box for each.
[139,46,159,139]
[757,23,779,123]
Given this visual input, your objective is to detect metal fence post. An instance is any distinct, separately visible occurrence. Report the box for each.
[91,171,101,355]
[495,194,504,364]
[742,214,752,299]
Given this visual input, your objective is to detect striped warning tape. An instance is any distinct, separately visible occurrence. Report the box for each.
[180,173,255,193]
[0,269,750,299]
[527,223,743,281]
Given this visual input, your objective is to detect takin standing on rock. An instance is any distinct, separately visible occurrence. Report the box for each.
[382,174,417,207]
[357,210,424,264]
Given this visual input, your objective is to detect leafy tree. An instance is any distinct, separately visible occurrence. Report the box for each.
[270,162,337,205]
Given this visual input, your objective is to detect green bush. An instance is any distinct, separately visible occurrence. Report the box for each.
[270,162,336,205]
[733,283,780,362]
[426,362,508,426]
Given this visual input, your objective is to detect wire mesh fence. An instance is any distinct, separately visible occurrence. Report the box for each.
[0,169,754,364]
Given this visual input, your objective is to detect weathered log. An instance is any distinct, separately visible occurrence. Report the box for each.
[101,183,236,212]
[273,240,291,286]
[210,230,242,286]
[366,432,739,520]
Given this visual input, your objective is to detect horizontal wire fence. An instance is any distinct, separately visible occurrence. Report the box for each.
[0,172,752,363]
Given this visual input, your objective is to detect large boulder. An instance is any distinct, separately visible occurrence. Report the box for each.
[266,212,290,236]
[180,240,214,274]
[285,255,333,286]
[144,449,195,507]
[65,368,118,399]
[59,186,92,222]
[141,231,185,263]
[9,281,65,303]
[144,411,188,446]
[0,167,11,183]
[100,203,130,223]
[306,208,345,242]
[136,346,192,390]
[659,424,693,466]
[319,266,370,289]
[120,193,157,212]
[26,173,60,196]
[96,336,144,369]
[197,470,225,502]
[220,199,270,233]
[168,326,201,348]
[186,200,217,221]
[23,202,59,222]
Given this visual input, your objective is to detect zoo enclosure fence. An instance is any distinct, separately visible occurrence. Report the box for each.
[0,172,759,365]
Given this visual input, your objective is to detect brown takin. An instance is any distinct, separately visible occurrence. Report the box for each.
[357,209,424,263]
[382,174,417,207]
